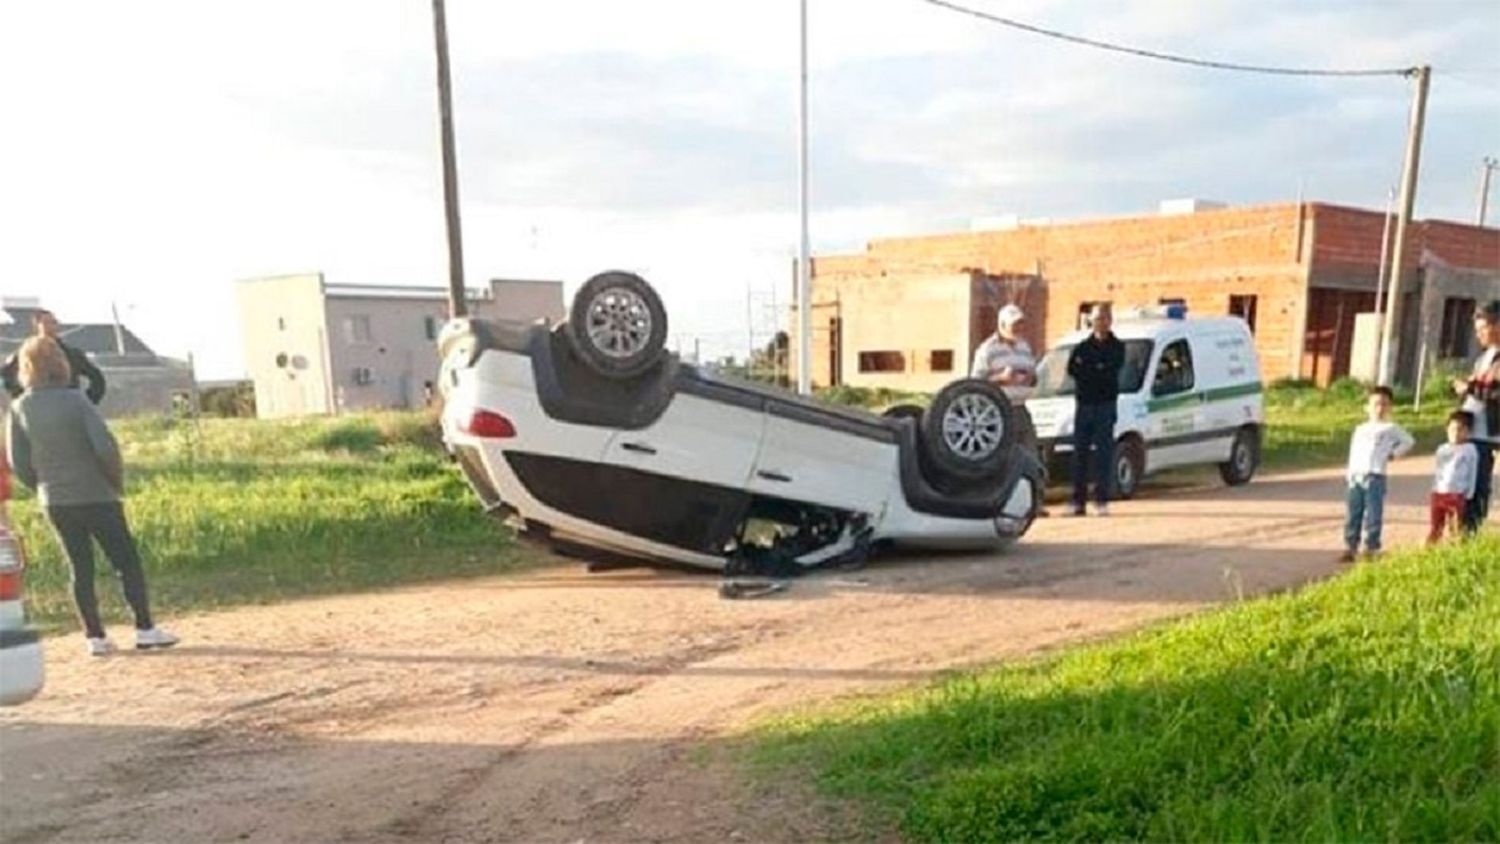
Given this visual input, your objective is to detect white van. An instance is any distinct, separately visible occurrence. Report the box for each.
[1025,309,1264,498]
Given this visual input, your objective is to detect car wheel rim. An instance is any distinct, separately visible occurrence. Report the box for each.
[585,287,653,359]
[1117,455,1135,490]
[941,393,1004,461]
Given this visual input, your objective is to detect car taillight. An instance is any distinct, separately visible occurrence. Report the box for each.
[462,409,516,439]
[0,568,20,602]
[0,536,22,601]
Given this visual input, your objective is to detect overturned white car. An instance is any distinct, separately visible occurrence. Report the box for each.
[438,272,1042,574]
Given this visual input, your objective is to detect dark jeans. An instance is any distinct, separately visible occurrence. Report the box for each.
[1344,475,1387,553]
[1072,402,1117,508]
[1465,442,1495,532]
[44,502,153,639]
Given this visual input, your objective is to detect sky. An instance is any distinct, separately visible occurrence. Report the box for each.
[1,0,1497,379]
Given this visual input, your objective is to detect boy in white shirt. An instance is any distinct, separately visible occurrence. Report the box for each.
[1342,386,1415,562]
[1429,411,1479,544]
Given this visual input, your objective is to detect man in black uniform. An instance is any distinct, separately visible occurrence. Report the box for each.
[2,309,107,404]
[1066,303,1125,516]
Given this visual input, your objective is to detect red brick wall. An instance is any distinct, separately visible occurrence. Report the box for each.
[813,204,1310,382]
[1310,203,1500,279]
[805,203,1498,388]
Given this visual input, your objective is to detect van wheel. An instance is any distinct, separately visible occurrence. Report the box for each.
[1219,427,1259,486]
[1113,436,1145,500]
[566,271,669,379]
[921,380,1016,483]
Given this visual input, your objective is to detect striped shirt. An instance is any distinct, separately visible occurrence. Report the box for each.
[970,335,1036,399]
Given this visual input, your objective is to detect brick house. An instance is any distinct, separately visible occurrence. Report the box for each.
[796,201,1500,390]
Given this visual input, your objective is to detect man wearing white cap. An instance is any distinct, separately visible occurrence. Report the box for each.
[970,304,1037,400]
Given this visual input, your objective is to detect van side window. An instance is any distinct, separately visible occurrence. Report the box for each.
[1153,339,1195,396]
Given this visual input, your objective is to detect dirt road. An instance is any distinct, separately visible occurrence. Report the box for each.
[1,458,1442,843]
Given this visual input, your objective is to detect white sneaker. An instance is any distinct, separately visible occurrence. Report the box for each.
[1093,502,1111,517]
[134,627,180,650]
[86,637,116,657]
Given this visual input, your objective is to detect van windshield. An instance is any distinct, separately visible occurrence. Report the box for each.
[1034,339,1154,398]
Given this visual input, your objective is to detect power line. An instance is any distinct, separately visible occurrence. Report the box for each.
[918,0,1415,78]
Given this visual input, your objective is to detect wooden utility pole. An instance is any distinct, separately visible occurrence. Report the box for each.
[1479,156,1498,227]
[795,0,811,394]
[430,0,468,318]
[1377,65,1430,388]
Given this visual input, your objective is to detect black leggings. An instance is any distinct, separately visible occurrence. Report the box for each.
[45,502,154,638]
[1467,442,1496,532]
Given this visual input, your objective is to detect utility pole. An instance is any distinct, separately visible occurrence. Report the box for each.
[1479,156,1498,227]
[795,0,811,394]
[1377,65,1430,388]
[430,0,468,319]
[110,302,127,354]
[1370,186,1395,375]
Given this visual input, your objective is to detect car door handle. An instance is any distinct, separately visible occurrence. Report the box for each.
[621,442,657,455]
[757,470,793,483]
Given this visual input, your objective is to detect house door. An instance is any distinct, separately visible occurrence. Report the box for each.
[1302,289,1375,386]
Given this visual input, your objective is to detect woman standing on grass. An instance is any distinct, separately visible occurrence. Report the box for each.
[1454,301,1500,532]
[4,337,177,656]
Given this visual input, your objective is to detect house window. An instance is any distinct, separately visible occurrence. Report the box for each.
[858,351,906,373]
[424,315,439,341]
[351,366,375,386]
[1228,294,1258,333]
[1439,298,1476,359]
[277,317,286,331]
[342,315,372,344]
[1077,301,1113,330]
[1158,297,1186,307]
[929,350,954,372]
[1153,339,1196,397]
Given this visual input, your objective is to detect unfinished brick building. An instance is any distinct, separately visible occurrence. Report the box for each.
[797,201,1500,390]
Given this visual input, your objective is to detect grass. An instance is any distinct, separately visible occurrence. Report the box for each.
[8,412,521,633]
[1260,377,1453,470]
[754,535,1500,842]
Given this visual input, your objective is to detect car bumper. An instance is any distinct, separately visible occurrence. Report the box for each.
[0,628,44,706]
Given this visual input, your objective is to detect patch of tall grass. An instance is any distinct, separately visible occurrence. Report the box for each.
[10,413,519,631]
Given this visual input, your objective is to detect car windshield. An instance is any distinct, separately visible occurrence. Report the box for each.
[1033,339,1154,398]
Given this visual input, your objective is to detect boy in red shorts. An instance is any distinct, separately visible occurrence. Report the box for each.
[1429,411,1479,544]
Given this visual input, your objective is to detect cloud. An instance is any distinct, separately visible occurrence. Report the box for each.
[0,0,1496,377]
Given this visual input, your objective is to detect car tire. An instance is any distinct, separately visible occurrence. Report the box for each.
[1218,427,1260,486]
[566,271,669,380]
[1112,436,1145,500]
[921,380,1017,483]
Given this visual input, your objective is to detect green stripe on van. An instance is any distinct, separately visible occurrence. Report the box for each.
[1146,381,1263,413]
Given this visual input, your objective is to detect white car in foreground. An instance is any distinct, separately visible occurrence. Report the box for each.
[1,455,43,706]
[439,272,1042,574]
